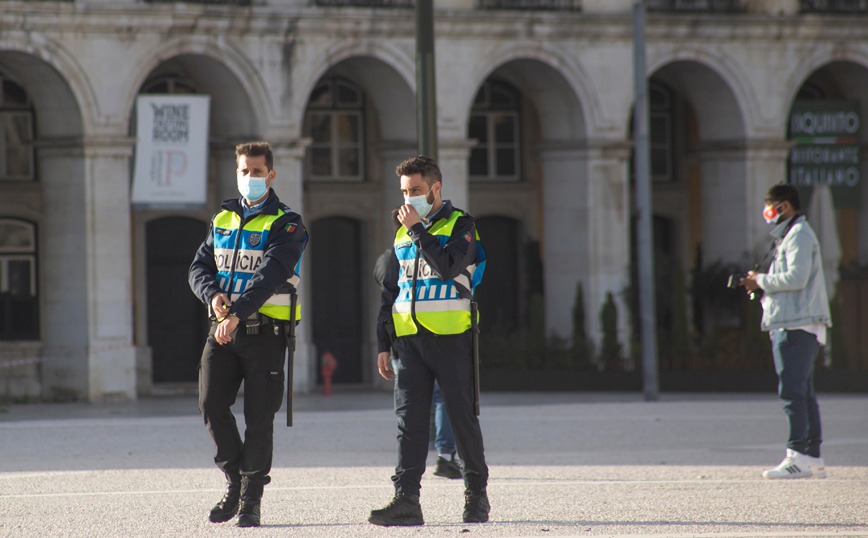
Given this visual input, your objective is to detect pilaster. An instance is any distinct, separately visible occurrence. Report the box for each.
[83,135,137,401]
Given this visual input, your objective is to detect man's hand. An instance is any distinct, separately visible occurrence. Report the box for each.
[210,293,232,319]
[377,351,395,380]
[398,204,422,229]
[215,315,240,345]
[739,270,761,294]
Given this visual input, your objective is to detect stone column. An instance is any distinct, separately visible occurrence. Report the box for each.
[84,137,137,402]
[437,138,475,212]
[539,144,590,343]
[272,139,312,394]
[540,141,632,359]
[696,143,753,264]
[744,138,791,256]
[585,140,633,360]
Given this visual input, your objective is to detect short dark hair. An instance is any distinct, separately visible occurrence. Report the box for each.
[396,155,442,187]
[236,141,273,171]
[765,183,801,211]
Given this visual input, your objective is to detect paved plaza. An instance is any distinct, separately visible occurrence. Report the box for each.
[1,390,866,538]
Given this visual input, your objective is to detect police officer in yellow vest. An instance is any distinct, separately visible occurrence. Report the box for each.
[369,156,489,526]
[189,141,307,528]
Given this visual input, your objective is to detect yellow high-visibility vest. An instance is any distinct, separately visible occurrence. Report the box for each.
[391,210,485,336]
[212,210,301,321]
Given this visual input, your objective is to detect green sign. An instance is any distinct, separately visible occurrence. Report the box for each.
[788,100,860,208]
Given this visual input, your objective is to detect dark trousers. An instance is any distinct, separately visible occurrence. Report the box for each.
[392,331,488,496]
[771,329,822,457]
[198,319,286,482]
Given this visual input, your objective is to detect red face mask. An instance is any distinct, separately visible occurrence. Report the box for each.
[763,203,783,225]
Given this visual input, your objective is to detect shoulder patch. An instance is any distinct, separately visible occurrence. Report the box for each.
[286,223,297,233]
[464,232,472,242]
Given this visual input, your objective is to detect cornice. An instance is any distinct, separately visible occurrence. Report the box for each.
[4,4,868,44]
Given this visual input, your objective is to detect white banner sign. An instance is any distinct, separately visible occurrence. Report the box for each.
[131,95,210,206]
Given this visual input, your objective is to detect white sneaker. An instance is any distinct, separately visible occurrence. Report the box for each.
[762,449,813,479]
[805,454,827,479]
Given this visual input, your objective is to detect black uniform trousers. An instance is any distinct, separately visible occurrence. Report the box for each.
[391,331,488,496]
[198,318,286,483]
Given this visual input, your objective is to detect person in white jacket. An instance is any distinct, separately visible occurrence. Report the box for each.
[741,184,832,479]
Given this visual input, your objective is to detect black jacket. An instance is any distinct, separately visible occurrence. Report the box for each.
[189,190,307,320]
[376,200,478,353]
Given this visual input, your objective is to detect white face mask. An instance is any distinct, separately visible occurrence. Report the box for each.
[404,186,434,218]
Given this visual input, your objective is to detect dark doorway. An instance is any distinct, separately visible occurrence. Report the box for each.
[147,217,209,383]
[475,216,522,334]
[310,217,364,384]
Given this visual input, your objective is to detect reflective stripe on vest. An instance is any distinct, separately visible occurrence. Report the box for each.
[212,210,301,321]
[391,210,485,336]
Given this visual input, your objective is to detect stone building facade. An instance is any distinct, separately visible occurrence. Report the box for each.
[1,0,866,401]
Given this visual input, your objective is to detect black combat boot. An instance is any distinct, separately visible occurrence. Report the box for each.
[433,451,463,479]
[368,493,424,526]
[208,472,241,523]
[462,487,490,523]
[236,478,266,528]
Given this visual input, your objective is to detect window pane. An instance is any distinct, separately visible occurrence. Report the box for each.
[469,148,488,176]
[308,114,332,143]
[336,114,360,144]
[650,115,669,141]
[472,87,487,108]
[490,85,516,108]
[651,148,670,179]
[6,295,38,340]
[4,114,33,177]
[308,83,332,108]
[469,115,487,143]
[337,83,361,106]
[649,86,668,108]
[3,80,29,106]
[0,220,34,250]
[495,148,517,177]
[144,81,169,94]
[311,148,332,177]
[493,114,515,144]
[172,81,197,94]
[8,259,32,296]
[338,148,360,177]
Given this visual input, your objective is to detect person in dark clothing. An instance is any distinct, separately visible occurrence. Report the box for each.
[374,207,462,480]
[369,156,489,527]
[189,141,307,527]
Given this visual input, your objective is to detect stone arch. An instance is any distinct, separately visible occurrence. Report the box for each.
[124,37,268,137]
[647,47,757,138]
[785,57,868,271]
[781,45,868,129]
[0,41,86,137]
[292,41,416,138]
[460,44,595,140]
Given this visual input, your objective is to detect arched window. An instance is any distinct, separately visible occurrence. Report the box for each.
[0,75,35,182]
[141,76,198,95]
[468,79,521,181]
[304,78,365,181]
[0,218,38,340]
[649,82,674,182]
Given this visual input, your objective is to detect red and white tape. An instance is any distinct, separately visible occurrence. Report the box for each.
[0,343,133,369]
